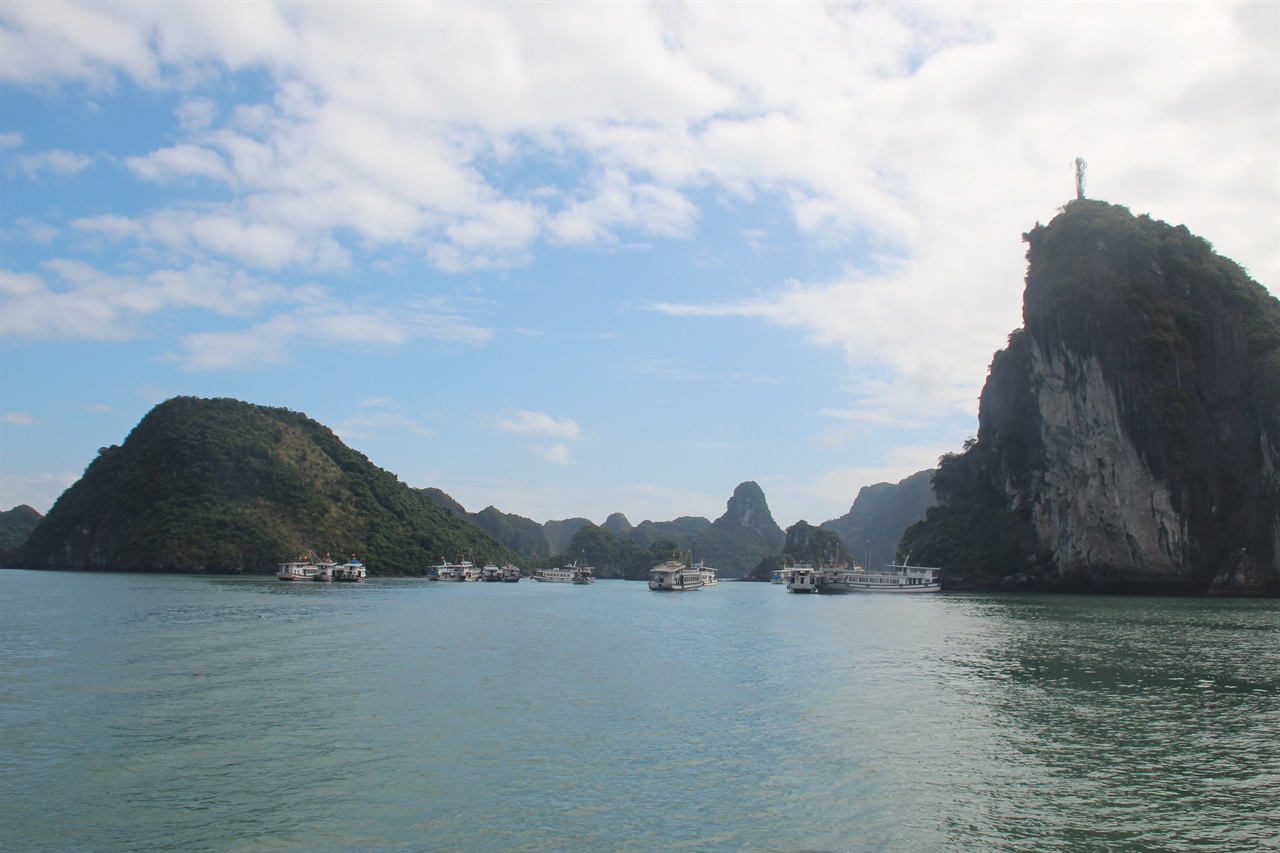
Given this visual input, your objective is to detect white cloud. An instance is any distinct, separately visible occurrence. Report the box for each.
[492,409,581,439]
[178,301,490,371]
[75,402,122,415]
[6,1,1272,291]
[0,259,487,366]
[127,144,232,183]
[0,131,22,148]
[11,148,92,180]
[538,442,572,465]
[0,261,290,342]
[337,412,430,439]
[1,411,39,425]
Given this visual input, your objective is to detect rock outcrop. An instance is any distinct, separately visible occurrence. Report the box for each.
[901,200,1279,596]
[821,469,935,566]
[714,481,785,552]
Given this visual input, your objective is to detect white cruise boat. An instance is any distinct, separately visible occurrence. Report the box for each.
[276,559,320,581]
[787,564,820,593]
[332,558,367,582]
[692,559,718,586]
[533,562,595,584]
[648,560,704,591]
[501,564,522,582]
[847,560,941,592]
[312,558,339,582]
[770,567,794,584]
[428,560,466,581]
[816,562,852,593]
[480,564,505,582]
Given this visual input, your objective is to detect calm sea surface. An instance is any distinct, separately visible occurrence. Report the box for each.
[2,571,1277,853]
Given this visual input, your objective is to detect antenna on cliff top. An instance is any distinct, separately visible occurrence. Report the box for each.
[1074,157,1087,200]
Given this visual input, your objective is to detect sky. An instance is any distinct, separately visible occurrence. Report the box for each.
[2,1,1277,530]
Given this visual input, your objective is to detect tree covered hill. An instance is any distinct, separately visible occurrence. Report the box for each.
[13,397,516,574]
[744,521,851,581]
[0,504,42,558]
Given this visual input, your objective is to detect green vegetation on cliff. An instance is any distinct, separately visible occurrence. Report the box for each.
[821,469,936,566]
[745,521,851,581]
[15,397,517,574]
[543,523,686,581]
[0,504,42,556]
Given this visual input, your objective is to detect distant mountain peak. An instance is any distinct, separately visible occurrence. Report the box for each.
[714,481,784,551]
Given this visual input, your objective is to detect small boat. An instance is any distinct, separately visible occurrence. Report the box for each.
[815,562,852,594]
[480,564,505,582]
[428,560,466,581]
[276,559,319,581]
[312,558,339,582]
[769,567,793,584]
[693,559,718,586]
[332,558,367,582]
[787,564,820,593]
[501,565,522,582]
[846,559,941,592]
[648,560,704,591]
[534,561,595,583]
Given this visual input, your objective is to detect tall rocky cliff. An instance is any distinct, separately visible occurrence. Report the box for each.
[714,481,785,552]
[901,200,1279,596]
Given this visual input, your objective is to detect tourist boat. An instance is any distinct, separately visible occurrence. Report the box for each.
[693,559,718,586]
[428,560,466,581]
[276,559,320,581]
[816,562,852,594]
[787,564,820,593]
[648,560,704,591]
[311,558,339,582]
[332,558,367,582]
[480,564,505,582]
[846,559,941,592]
[534,561,595,583]
[501,564,522,582]
[769,567,793,584]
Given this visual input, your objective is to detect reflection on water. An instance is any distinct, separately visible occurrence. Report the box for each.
[2,571,1276,852]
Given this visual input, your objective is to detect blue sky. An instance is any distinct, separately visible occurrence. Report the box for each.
[2,1,1277,528]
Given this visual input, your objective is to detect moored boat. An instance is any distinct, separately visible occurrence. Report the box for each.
[846,560,941,592]
[533,561,594,583]
[501,564,522,582]
[648,560,704,591]
[428,560,466,581]
[787,564,820,593]
[693,559,718,586]
[332,558,367,582]
[815,562,852,593]
[312,558,339,582]
[276,559,319,581]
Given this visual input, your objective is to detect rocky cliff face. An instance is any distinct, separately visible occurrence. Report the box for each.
[902,200,1279,596]
[714,481,785,551]
[821,469,935,566]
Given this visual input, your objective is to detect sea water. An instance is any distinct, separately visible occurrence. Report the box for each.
[1,570,1277,852]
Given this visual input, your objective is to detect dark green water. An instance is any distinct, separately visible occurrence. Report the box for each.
[2,571,1277,852]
